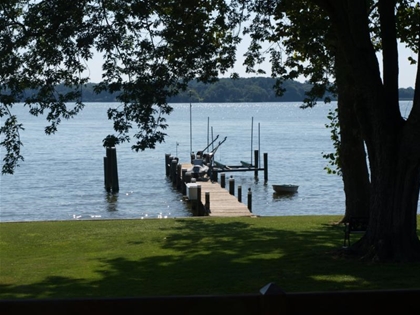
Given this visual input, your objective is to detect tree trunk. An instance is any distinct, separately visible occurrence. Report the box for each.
[321,0,420,261]
[337,95,370,222]
[360,126,420,261]
[335,49,370,222]
[361,43,420,261]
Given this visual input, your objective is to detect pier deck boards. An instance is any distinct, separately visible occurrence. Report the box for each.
[198,181,253,217]
[181,163,253,217]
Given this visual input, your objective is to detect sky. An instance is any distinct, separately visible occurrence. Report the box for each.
[396,43,417,88]
[84,43,417,89]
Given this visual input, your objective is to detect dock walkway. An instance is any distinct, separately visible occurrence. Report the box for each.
[181,163,253,217]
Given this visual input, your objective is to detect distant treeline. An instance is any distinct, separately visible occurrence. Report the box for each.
[36,77,419,102]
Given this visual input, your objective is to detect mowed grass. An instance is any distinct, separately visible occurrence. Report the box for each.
[1,215,420,300]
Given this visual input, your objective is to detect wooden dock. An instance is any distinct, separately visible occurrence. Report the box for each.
[169,159,253,217]
[192,180,253,217]
[165,154,258,217]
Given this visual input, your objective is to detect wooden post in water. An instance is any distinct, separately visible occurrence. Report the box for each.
[238,185,242,203]
[247,188,252,213]
[167,155,174,177]
[254,150,259,179]
[104,147,119,192]
[171,159,177,185]
[264,152,268,183]
[165,154,171,176]
[103,156,108,190]
[176,164,182,190]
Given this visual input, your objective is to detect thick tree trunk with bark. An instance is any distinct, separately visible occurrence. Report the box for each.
[361,46,420,261]
[335,51,370,222]
[319,0,420,261]
[337,95,370,222]
[360,122,420,261]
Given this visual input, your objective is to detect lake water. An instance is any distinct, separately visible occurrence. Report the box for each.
[1,101,404,222]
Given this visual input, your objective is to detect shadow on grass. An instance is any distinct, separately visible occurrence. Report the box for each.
[2,218,420,299]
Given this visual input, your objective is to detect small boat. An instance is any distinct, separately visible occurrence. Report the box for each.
[272,184,299,194]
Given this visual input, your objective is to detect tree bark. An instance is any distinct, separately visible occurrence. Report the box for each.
[336,89,371,222]
[334,47,370,222]
[321,0,420,261]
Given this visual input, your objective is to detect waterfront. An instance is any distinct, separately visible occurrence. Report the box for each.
[0,101,368,222]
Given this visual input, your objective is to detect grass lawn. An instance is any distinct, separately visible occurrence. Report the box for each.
[1,215,420,300]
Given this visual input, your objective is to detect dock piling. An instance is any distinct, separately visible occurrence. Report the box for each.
[248,188,252,213]
[181,169,187,195]
[165,154,171,176]
[221,173,226,188]
[197,185,203,216]
[205,191,210,214]
[171,159,178,184]
[254,150,259,179]
[104,147,119,192]
[229,176,235,195]
[264,152,268,183]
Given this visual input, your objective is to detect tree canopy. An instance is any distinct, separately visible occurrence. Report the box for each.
[1,0,243,174]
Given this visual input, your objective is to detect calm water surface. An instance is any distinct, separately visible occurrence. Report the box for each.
[1,101,398,222]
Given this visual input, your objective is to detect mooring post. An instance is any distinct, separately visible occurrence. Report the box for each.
[238,185,242,203]
[197,184,202,216]
[104,156,109,191]
[254,150,259,179]
[104,147,119,193]
[165,154,171,176]
[185,171,192,184]
[171,159,177,184]
[110,147,119,192]
[176,164,182,190]
[205,191,210,215]
[264,152,268,183]
[248,188,252,212]
[211,170,218,182]
[181,169,187,195]
[167,155,173,177]
[229,176,235,195]
[221,173,226,188]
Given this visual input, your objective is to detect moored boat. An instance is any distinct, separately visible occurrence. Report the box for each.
[272,184,299,194]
